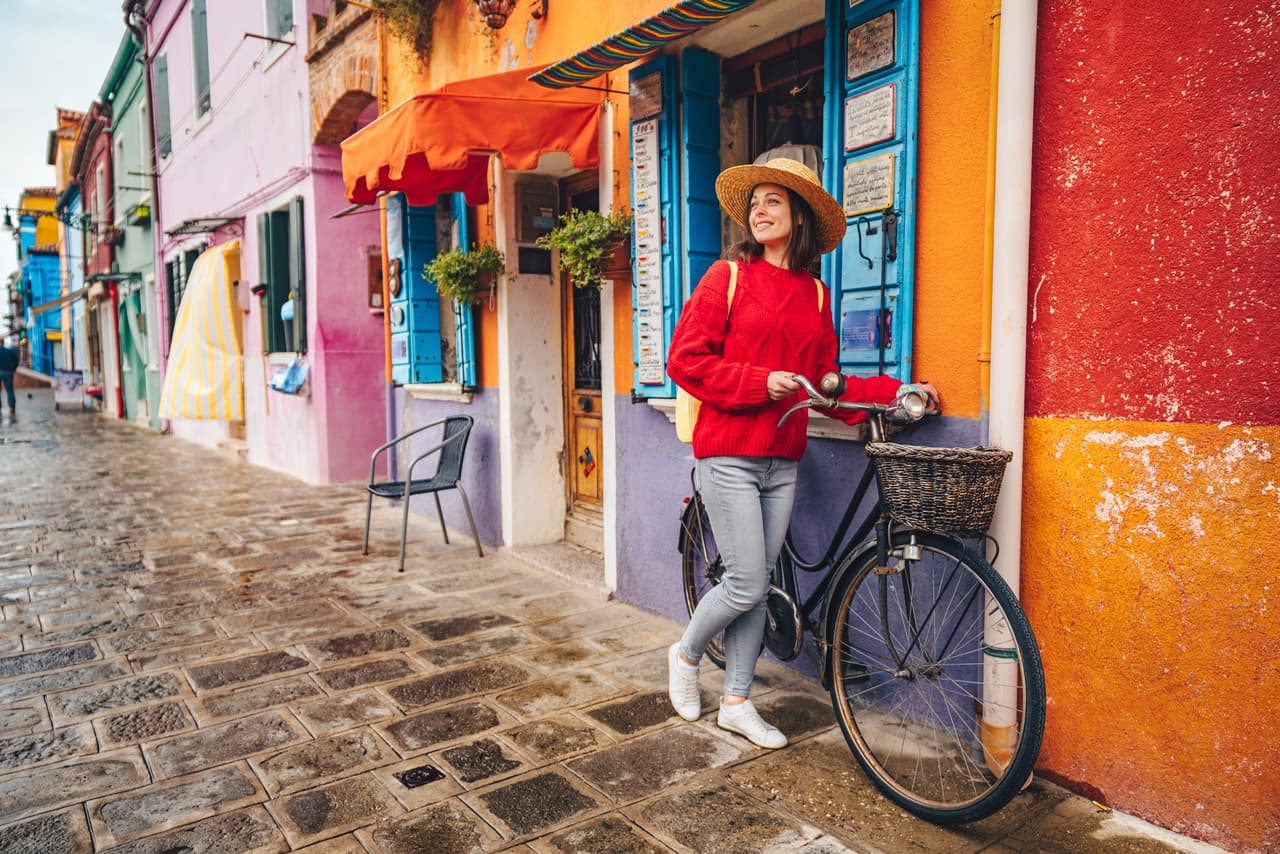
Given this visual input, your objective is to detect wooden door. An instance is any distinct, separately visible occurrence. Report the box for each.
[561,176,604,546]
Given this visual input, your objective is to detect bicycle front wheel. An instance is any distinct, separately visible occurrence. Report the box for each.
[827,530,1045,824]
[679,494,726,669]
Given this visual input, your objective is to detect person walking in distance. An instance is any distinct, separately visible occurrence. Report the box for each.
[0,344,18,419]
[664,158,938,748]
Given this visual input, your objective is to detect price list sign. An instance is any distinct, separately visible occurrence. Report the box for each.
[632,119,666,385]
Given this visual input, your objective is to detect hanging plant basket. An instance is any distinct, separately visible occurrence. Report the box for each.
[599,235,633,278]
[423,244,506,305]
[536,208,634,290]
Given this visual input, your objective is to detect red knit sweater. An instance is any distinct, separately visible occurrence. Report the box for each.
[667,257,902,460]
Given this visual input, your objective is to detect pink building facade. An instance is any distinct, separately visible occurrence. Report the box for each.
[146,0,385,483]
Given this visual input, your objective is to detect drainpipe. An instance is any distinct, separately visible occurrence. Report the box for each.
[981,0,1038,776]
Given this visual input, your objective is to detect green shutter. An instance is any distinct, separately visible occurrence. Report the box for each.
[192,0,211,116]
[154,55,172,157]
[288,196,306,353]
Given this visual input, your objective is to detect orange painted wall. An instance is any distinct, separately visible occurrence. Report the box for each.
[1022,418,1280,849]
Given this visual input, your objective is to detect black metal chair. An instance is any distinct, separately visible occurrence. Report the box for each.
[362,415,483,571]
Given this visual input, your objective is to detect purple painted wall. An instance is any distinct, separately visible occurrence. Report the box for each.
[396,389,503,549]
[148,0,385,483]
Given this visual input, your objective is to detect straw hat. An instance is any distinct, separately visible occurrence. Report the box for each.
[715,157,847,254]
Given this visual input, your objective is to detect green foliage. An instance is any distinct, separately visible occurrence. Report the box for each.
[368,0,443,59]
[423,244,506,305]
[535,208,633,290]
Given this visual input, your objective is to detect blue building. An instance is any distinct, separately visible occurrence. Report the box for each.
[16,188,63,375]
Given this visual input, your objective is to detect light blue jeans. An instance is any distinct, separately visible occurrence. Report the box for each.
[679,455,798,698]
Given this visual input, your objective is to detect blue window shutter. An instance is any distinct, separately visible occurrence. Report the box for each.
[450,193,477,388]
[681,47,722,304]
[629,53,680,399]
[826,0,920,381]
[404,200,442,384]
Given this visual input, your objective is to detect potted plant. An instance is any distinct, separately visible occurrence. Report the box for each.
[536,208,634,290]
[423,243,505,305]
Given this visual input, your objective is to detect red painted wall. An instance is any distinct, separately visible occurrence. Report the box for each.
[1028,1,1280,426]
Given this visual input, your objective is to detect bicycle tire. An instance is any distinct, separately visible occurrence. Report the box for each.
[826,530,1045,824]
[679,495,727,669]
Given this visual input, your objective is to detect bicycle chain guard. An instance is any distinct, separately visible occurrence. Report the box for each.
[764,586,804,661]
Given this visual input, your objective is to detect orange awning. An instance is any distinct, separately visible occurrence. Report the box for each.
[341,65,603,207]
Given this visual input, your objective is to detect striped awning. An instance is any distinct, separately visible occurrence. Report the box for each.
[159,240,243,420]
[528,0,759,89]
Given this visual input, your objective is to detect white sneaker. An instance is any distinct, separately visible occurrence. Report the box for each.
[717,699,787,748]
[667,643,701,721]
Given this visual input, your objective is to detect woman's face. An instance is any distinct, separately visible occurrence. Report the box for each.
[748,182,797,248]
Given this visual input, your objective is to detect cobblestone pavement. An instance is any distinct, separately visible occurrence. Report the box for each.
[0,391,1223,853]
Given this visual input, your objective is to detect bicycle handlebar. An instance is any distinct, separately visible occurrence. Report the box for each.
[779,373,933,429]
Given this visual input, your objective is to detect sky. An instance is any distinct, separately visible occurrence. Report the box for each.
[0,0,130,288]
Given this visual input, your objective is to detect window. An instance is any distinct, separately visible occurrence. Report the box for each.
[94,164,106,237]
[165,245,204,342]
[115,138,127,224]
[154,55,172,157]
[629,0,920,400]
[385,192,476,387]
[266,0,294,41]
[256,196,306,354]
[192,0,211,118]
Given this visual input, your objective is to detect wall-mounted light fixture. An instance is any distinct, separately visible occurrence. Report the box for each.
[531,0,549,20]
[475,0,517,29]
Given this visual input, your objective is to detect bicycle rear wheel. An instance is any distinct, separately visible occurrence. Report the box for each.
[679,494,726,669]
[827,530,1044,824]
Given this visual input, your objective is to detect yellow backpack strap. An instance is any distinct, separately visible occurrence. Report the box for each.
[727,261,738,312]
[812,276,824,312]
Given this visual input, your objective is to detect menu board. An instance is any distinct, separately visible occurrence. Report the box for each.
[847,11,895,82]
[843,152,895,216]
[632,118,666,385]
[845,84,895,151]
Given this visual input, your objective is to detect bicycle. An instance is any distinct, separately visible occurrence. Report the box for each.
[677,374,1045,825]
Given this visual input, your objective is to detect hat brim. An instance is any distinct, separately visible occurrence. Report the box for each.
[715,163,847,255]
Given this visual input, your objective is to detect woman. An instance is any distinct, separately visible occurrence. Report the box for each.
[665,158,938,748]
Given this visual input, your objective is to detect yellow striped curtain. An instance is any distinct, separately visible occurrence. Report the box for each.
[158,240,244,420]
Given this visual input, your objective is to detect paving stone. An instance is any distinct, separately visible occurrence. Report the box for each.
[25,614,157,648]
[636,784,817,853]
[187,650,311,691]
[360,800,504,854]
[291,833,368,853]
[97,701,195,746]
[0,641,98,677]
[750,691,837,741]
[294,689,398,737]
[29,577,130,600]
[539,814,669,854]
[226,549,323,573]
[382,702,504,753]
[253,727,392,795]
[220,600,348,634]
[410,611,520,642]
[568,727,746,803]
[304,628,412,662]
[0,722,96,771]
[0,698,50,736]
[585,691,680,736]
[0,806,93,854]
[270,774,403,848]
[468,770,603,839]
[105,621,224,654]
[0,661,130,703]
[254,618,375,648]
[495,671,621,719]
[415,628,541,667]
[0,749,150,824]
[147,710,307,779]
[48,672,184,724]
[581,625,671,660]
[88,763,264,848]
[129,635,265,671]
[40,603,126,629]
[527,606,643,643]
[497,591,606,624]
[316,656,417,691]
[94,805,287,854]
[387,660,532,709]
[194,674,323,724]
[503,715,606,761]
[516,640,608,672]
[439,737,524,783]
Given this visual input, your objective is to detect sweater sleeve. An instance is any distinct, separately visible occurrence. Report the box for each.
[814,282,903,425]
[667,261,772,411]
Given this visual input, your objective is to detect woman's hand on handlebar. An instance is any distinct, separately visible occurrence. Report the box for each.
[767,371,801,401]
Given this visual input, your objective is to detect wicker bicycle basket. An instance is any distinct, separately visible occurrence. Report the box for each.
[865,443,1014,536]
